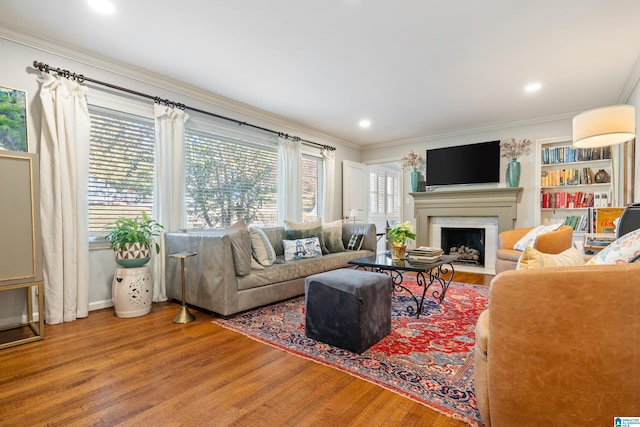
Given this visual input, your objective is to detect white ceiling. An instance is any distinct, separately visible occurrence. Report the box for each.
[1,0,639,146]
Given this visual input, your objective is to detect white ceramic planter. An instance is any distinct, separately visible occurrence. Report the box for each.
[112,266,152,318]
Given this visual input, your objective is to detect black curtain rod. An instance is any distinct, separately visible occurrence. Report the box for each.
[31,60,336,152]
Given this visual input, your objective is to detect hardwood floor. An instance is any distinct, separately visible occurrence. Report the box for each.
[0,271,492,426]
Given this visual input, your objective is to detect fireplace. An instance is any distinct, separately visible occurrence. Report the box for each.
[411,187,522,274]
[441,227,485,267]
[429,216,498,274]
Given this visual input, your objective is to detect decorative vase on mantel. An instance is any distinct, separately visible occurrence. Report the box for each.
[506,158,521,187]
[391,244,406,260]
[410,168,420,193]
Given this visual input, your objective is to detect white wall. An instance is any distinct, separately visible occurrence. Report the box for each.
[0,31,361,319]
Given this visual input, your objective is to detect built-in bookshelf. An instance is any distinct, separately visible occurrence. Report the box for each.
[535,137,616,239]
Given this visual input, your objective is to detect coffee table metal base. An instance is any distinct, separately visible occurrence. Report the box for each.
[349,255,456,318]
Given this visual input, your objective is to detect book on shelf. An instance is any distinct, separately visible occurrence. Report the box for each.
[564,214,589,231]
[540,191,596,209]
[541,145,612,165]
[540,167,595,187]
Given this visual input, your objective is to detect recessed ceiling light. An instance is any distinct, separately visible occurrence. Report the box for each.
[525,82,542,93]
[359,119,371,128]
[88,0,115,14]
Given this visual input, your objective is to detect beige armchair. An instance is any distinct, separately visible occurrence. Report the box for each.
[474,263,640,427]
[495,225,573,274]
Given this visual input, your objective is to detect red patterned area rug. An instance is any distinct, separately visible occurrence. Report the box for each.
[212,278,488,427]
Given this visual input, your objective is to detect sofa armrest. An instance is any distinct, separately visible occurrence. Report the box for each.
[164,231,240,315]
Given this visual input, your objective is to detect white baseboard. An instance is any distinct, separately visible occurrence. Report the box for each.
[90,300,114,311]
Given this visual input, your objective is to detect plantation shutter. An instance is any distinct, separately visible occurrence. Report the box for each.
[184,129,278,228]
[88,106,155,234]
[369,171,386,214]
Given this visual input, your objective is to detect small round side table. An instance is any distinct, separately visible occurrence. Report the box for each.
[169,251,197,324]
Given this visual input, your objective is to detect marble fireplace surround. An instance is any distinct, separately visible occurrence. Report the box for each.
[411,187,522,274]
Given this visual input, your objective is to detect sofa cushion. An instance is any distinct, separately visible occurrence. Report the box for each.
[283,237,323,261]
[513,223,563,251]
[236,249,373,291]
[516,246,584,270]
[586,227,640,265]
[322,219,345,253]
[249,226,277,266]
[284,218,328,254]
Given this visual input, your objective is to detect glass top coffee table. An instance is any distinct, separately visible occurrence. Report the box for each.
[348,254,457,318]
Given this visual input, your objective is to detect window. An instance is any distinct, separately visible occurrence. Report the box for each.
[88,106,155,235]
[184,128,278,228]
[302,154,323,222]
[369,168,399,216]
[88,102,323,233]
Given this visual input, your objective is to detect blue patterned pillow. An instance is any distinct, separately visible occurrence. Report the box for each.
[282,237,323,261]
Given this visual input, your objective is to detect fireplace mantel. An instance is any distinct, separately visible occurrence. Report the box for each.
[411,187,522,247]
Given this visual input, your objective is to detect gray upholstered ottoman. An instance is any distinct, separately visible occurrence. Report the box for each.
[305,269,392,353]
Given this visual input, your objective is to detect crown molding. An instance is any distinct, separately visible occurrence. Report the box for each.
[619,53,640,103]
[0,24,354,149]
[360,111,577,151]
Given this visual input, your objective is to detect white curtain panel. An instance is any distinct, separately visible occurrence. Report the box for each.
[153,104,189,302]
[38,73,90,324]
[321,147,336,221]
[277,137,302,224]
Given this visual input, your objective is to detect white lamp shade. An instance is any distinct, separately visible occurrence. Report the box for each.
[573,104,635,148]
[348,208,360,218]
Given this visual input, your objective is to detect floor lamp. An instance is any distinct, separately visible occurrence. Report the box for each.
[573,104,636,207]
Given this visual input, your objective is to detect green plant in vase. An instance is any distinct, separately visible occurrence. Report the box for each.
[105,211,164,268]
[387,221,416,260]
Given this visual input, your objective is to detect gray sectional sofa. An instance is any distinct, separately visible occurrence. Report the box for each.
[164,223,377,316]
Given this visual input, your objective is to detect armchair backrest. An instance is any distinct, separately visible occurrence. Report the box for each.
[485,263,640,426]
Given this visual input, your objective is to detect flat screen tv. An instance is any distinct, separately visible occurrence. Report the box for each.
[425,140,500,186]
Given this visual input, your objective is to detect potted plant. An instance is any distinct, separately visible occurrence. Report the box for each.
[105,211,164,268]
[387,221,416,260]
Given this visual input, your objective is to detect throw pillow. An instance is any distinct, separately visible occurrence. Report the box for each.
[513,223,563,251]
[248,226,277,266]
[586,227,640,265]
[346,234,365,251]
[322,219,345,253]
[284,218,328,254]
[282,237,323,261]
[516,246,585,270]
